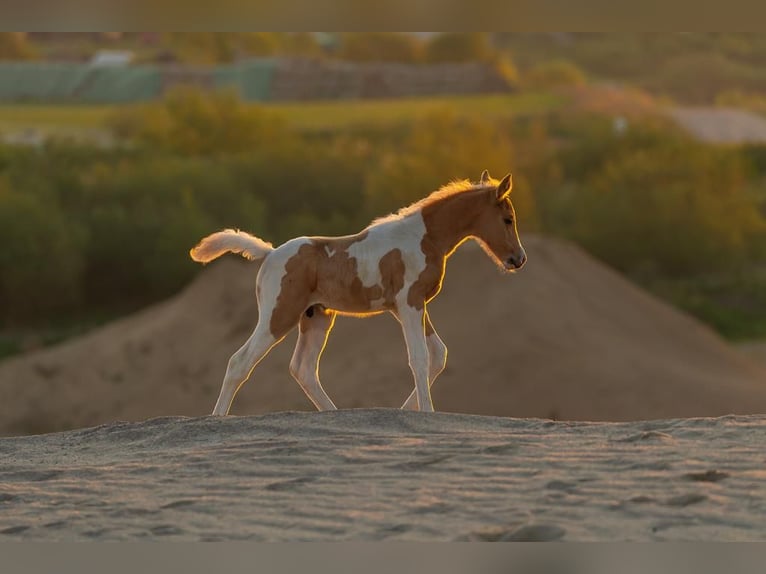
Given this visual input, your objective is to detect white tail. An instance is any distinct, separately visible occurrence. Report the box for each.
[190,229,274,264]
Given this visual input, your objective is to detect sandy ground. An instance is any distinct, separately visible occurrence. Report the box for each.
[0,409,764,541]
[669,107,766,144]
[2,236,766,436]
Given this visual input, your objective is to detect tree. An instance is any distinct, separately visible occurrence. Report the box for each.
[525,59,587,89]
[0,185,83,321]
[338,33,423,63]
[572,141,765,274]
[0,33,36,60]
[365,110,537,228]
[424,33,492,63]
[108,88,290,156]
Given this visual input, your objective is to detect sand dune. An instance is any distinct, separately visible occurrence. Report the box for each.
[1,235,766,436]
[0,410,764,541]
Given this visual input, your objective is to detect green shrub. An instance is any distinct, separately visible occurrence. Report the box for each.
[573,141,764,274]
[424,33,493,63]
[365,110,537,228]
[338,33,423,63]
[524,59,587,89]
[75,155,270,302]
[0,33,36,60]
[0,185,83,322]
[108,88,290,156]
[645,53,766,104]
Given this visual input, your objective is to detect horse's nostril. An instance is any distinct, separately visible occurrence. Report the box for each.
[508,253,526,268]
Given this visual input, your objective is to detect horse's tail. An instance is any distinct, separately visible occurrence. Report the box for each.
[190,229,274,264]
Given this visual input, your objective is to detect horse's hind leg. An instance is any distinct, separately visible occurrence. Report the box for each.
[212,283,305,415]
[289,305,338,411]
[212,318,284,416]
[401,311,447,410]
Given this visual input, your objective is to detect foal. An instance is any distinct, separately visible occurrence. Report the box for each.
[190,170,526,415]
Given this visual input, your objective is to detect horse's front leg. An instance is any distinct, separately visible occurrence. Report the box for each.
[396,304,433,412]
[401,310,446,410]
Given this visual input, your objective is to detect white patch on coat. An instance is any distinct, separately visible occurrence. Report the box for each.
[347,213,428,310]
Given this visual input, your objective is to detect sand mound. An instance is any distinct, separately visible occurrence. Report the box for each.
[1,235,765,435]
[1,410,764,541]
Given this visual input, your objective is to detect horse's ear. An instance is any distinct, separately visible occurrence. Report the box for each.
[496,173,512,201]
[480,170,490,184]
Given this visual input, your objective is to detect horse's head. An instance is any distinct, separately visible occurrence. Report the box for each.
[473,170,527,272]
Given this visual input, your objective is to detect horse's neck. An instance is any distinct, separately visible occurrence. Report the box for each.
[420,194,477,258]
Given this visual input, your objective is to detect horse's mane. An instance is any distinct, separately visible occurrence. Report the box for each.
[371,179,495,226]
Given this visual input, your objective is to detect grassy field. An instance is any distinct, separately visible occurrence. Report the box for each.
[0,91,566,137]
[266,91,566,130]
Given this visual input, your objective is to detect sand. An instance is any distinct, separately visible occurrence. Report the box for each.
[0,409,764,541]
[1,235,766,436]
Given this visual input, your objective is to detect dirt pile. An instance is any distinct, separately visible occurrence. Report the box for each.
[1,235,765,435]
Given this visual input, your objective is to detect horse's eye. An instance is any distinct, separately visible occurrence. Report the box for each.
[503,218,513,225]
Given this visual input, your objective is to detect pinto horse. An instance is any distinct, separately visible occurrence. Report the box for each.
[190,170,526,415]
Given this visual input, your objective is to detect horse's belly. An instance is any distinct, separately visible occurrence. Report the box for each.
[315,278,399,315]
[318,292,393,315]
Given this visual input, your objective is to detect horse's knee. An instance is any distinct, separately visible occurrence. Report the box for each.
[428,336,447,375]
[434,348,447,375]
[288,355,301,379]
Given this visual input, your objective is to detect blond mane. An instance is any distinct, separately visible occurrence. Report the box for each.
[371,179,496,226]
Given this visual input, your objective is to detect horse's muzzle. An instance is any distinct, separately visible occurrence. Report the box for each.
[506,253,527,270]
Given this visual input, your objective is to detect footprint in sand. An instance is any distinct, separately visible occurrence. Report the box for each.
[665,493,708,507]
[150,525,184,536]
[616,431,674,443]
[1,525,30,535]
[683,470,729,483]
[265,476,318,491]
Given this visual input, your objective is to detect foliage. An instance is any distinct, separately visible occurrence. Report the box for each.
[495,33,766,104]
[3,90,766,346]
[715,89,766,115]
[524,59,587,89]
[646,271,766,340]
[0,33,36,60]
[645,53,766,104]
[159,33,236,64]
[573,142,764,275]
[364,110,537,228]
[338,33,423,63]
[490,55,521,88]
[424,33,493,63]
[0,183,83,321]
[532,118,766,275]
[107,88,290,155]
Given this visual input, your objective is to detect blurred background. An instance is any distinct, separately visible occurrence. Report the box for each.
[3,33,766,434]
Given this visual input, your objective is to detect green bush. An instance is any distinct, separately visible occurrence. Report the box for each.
[644,53,766,104]
[75,157,254,302]
[0,33,36,60]
[364,110,537,228]
[524,59,587,89]
[424,33,493,63]
[338,33,423,63]
[108,88,290,156]
[4,88,766,341]
[0,184,83,322]
[536,124,766,275]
